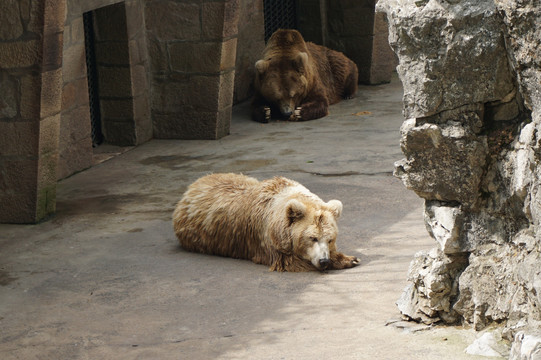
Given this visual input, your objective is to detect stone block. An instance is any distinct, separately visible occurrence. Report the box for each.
[40,68,63,118]
[0,193,36,223]
[62,77,89,112]
[43,0,66,35]
[373,11,389,35]
[202,0,240,39]
[60,104,91,143]
[150,80,186,113]
[25,0,44,36]
[147,35,168,73]
[151,75,222,113]
[130,64,148,97]
[36,150,59,219]
[62,42,87,83]
[20,73,41,120]
[39,113,60,156]
[70,16,84,45]
[133,94,152,144]
[145,1,200,41]
[0,40,40,69]
[56,137,93,180]
[128,35,149,65]
[188,75,221,111]
[0,0,24,40]
[0,73,19,118]
[125,0,145,40]
[369,32,396,84]
[152,110,218,140]
[42,32,64,72]
[169,41,222,73]
[0,120,38,156]
[221,37,237,71]
[36,150,58,192]
[0,157,39,223]
[218,70,235,110]
[216,106,231,138]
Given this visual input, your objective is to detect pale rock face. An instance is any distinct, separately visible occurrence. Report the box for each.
[377,0,541,356]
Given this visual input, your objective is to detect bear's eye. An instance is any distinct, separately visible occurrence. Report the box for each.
[311,237,318,243]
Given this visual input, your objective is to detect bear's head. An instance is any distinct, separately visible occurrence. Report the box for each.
[285,198,343,271]
[255,52,310,118]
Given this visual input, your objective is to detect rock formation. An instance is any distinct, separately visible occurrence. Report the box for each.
[377,0,541,354]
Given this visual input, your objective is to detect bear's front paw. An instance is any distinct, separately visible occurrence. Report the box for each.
[289,107,302,121]
[264,106,271,122]
[332,253,360,269]
[344,255,360,268]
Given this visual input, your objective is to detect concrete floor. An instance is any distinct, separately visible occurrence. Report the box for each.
[0,79,497,359]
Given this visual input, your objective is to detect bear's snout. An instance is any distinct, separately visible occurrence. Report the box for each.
[318,258,330,270]
[279,104,293,117]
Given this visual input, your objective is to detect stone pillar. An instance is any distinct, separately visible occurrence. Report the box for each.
[233,0,265,104]
[0,0,65,223]
[146,0,240,140]
[369,11,396,84]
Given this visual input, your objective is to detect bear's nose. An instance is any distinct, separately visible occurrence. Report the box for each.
[282,110,292,117]
[319,258,330,270]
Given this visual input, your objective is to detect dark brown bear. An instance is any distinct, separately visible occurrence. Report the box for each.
[252,29,358,122]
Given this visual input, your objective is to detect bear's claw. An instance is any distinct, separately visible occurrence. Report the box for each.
[264,106,271,122]
[288,107,302,121]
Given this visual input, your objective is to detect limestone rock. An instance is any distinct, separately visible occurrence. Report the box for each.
[376,0,514,119]
[397,249,467,325]
[394,117,488,207]
[510,332,541,360]
[424,201,466,254]
[465,331,509,358]
[378,0,541,344]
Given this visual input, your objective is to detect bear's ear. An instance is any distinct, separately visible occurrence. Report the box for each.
[286,199,306,224]
[327,200,343,219]
[255,60,268,74]
[293,52,308,72]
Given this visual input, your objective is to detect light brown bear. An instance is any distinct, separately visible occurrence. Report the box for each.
[252,29,358,123]
[172,173,360,272]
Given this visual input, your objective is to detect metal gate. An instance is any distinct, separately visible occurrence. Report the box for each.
[263,0,297,42]
[83,11,104,147]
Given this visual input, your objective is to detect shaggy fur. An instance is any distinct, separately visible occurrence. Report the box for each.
[252,29,358,122]
[173,173,360,272]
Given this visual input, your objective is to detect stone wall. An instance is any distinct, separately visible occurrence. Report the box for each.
[298,0,396,84]
[146,0,240,139]
[0,0,65,223]
[60,0,152,179]
[233,0,264,104]
[377,0,541,353]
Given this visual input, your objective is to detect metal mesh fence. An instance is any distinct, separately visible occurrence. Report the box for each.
[263,0,297,42]
[83,11,104,148]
